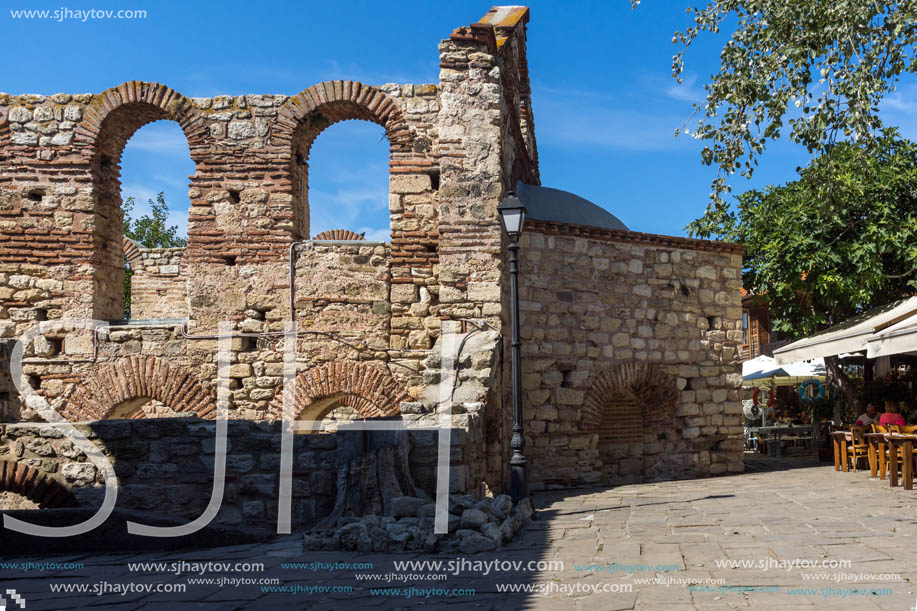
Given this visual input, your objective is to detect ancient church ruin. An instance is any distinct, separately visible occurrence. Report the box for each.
[0,6,745,532]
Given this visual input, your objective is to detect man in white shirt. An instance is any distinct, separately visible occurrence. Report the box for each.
[855,403,877,426]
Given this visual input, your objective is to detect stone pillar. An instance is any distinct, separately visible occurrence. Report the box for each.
[436,32,506,325]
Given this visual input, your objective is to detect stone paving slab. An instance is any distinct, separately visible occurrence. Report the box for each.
[5,458,917,609]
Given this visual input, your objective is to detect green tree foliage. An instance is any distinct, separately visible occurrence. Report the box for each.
[695,130,917,337]
[632,1,917,224]
[123,192,187,249]
[122,192,186,318]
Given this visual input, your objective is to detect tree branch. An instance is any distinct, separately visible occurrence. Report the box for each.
[884,268,916,279]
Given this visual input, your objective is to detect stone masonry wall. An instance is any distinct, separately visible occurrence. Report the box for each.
[519,222,745,489]
[127,244,187,320]
[0,82,441,332]
[0,419,338,533]
[293,240,391,373]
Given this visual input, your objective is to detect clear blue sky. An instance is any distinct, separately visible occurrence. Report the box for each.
[4,0,917,240]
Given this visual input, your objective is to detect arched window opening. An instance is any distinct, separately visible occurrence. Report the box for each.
[118,121,193,320]
[268,362,407,433]
[292,119,391,242]
[582,363,680,439]
[62,356,216,422]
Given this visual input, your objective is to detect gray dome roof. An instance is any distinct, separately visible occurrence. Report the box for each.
[515,182,628,231]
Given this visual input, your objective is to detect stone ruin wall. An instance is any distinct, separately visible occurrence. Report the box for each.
[0,8,539,516]
[124,239,187,320]
[0,6,744,524]
[519,223,745,489]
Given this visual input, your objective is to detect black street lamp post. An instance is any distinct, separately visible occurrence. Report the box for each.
[497,192,527,503]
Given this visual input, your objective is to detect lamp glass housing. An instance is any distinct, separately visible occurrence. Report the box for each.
[498,194,526,239]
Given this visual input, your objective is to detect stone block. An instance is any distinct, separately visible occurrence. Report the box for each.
[467,282,500,302]
[229,364,253,378]
[241,474,275,496]
[390,284,417,303]
[390,174,431,194]
[242,500,265,519]
[535,405,558,421]
[61,462,96,485]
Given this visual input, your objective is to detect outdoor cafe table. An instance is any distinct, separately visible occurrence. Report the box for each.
[865,433,917,490]
[830,431,851,471]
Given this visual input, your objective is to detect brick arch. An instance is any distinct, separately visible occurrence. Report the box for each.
[581,363,679,433]
[123,237,143,268]
[62,355,215,422]
[0,460,78,508]
[277,81,412,152]
[75,82,206,320]
[75,81,207,157]
[0,105,10,148]
[267,361,408,422]
[313,229,365,241]
[276,81,413,240]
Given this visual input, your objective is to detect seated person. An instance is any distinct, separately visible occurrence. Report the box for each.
[879,400,907,427]
[855,402,878,426]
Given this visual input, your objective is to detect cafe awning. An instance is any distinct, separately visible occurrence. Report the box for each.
[773,296,917,364]
[866,312,917,358]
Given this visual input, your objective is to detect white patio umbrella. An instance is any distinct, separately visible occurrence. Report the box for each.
[742,355,824,382]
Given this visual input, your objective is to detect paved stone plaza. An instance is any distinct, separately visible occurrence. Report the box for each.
[4,459,916,610]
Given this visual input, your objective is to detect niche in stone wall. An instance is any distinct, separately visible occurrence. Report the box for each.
[582,363,680,471]
[267,361,407,433]
[595,390,643,443]
[61,356,215,423]
[320,403,360,433]
[0,461,78,510]
[106,397,188,420]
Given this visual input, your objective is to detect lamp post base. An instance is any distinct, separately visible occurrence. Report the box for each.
[510,456,527,503]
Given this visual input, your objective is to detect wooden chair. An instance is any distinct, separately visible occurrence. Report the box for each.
[848,426,870,471]
[873,424,915,479]
[896,426,917,477]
